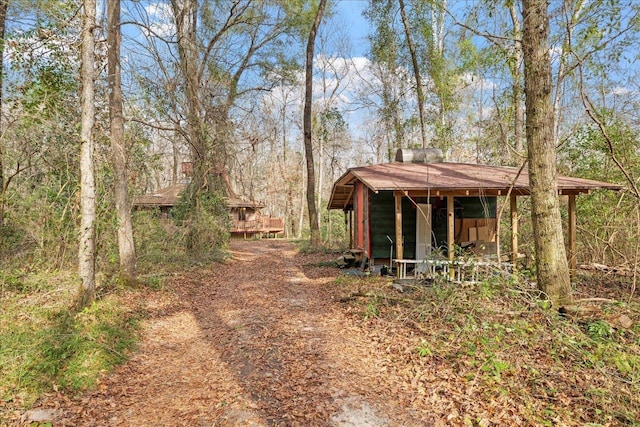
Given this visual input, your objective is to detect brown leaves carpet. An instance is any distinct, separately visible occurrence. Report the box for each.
[36,240,432,426]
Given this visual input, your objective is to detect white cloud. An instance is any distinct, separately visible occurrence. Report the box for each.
[144,3,175,38]
[611,86,631,96]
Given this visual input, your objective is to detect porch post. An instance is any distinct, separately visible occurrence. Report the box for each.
[447,195,455,280]
[510,194,518,265]
[568,194,577,281]
[346,210,353,249]
[394,191,403,261]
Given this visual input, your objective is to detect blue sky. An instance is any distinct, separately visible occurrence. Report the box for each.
[333,0,370,57]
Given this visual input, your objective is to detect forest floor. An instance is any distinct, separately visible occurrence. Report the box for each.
[22,240,429,426]
[8,240,640,426]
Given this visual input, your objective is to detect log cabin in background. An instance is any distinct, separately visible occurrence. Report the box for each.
[133,184,284,239]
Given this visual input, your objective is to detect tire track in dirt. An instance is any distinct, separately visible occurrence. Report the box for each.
[31,240,429,426]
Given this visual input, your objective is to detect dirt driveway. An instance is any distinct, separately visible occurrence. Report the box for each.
[38,240,433,426]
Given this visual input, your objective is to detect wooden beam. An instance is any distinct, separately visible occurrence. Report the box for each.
[447,195,455,280]
[447,196,454,261]
[560,189,589,196]
[364,187,370,257]
[342,186,354,209]
[568,194,577,281]
[510,194,518,265]
[394,191,404,263]
[402,189,531,197]
[347,210,353,249]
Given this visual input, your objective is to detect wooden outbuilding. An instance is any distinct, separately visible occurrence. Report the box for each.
[226,198,285,238]
[133,183,187,219]
[133,184,284,238]
[327,151,622,278]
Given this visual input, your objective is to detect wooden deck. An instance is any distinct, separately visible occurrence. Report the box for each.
[231,217,285,236]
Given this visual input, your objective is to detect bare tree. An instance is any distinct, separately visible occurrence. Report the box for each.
[398,0,428,148]
[0,0,9,240]
[522,0,572,306]
[107,0,136,279]
[303,0,326,248]
[78,0,97,307]
[508,4,525,156]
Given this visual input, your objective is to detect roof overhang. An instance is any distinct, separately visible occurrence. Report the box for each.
[328,162,623,210]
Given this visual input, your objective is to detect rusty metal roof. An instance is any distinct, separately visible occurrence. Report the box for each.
[328,162,623,210]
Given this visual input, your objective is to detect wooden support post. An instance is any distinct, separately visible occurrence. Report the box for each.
[447,196,454,261]
[447,196,455,280]
[510,194,518,265]
[568,194,577,281]
[346,211,352,249]
[394,191,404,269]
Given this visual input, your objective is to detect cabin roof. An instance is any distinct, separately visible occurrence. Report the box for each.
[133,183,265,210]
[225,198,265,209]
[133,183,187,207]
[328,162,623,210]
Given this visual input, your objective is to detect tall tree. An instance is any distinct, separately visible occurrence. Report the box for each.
[163,0,296,199]
[303,0,326,248]
[365,1,406,159]
[522,0,572,306]
[170,0,206,192]
[78,0,97,307]
[414,0,456,148]
[508,3,525,156]
[0,0,9,243]
[107,0,136,279]
[398,0,428,148]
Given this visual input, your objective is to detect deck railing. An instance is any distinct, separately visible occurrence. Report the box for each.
[231,217,284,234]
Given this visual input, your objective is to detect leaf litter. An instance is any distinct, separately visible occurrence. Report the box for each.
[23,241,425,426]
[18,240,640,426]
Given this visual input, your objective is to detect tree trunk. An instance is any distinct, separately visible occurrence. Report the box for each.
[0,0,9,249]
[171,0,209,195]
[78,0,97,308]
[508,4,525,157]
[399,0,428,148]
[107,0,136,280]
[522,0,572,306]
[303,0,326,248]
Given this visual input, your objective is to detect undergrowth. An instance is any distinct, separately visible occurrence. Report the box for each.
[132,210,228,271]
[336,273,640,425]
[0,270,147,416]
[0,208,232,419]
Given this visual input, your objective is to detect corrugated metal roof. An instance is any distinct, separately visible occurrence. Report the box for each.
[328,162,623,210]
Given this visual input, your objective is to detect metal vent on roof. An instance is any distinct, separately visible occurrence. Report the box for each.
[395,148,443,163]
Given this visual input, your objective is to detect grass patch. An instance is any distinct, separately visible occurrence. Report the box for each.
[0,270,145,412]
[337,273,640,425]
